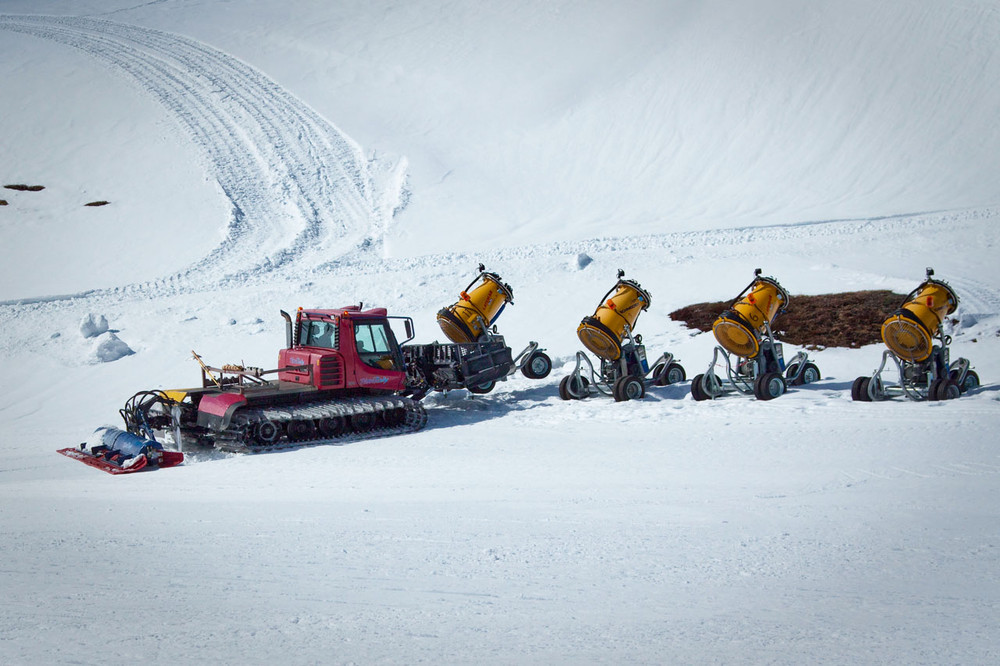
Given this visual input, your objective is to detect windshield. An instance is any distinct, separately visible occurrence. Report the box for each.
[300,319,337,348]
[354,321,402,370]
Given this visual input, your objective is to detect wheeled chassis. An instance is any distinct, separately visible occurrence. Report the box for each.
[853,329,977,401]
[560,323,685,401]
[692,320,818,401]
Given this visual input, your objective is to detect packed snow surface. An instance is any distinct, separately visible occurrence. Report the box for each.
[2,1,999,664]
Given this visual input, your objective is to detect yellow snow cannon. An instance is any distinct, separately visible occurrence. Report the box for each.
[577,273,652,361]
[408,264,551,397]
[437,265,514,343]
[880,275,958,363]
[691,268,819,402]
[853,268,978,402]
[560,269,686,403]
[712,274,789,359]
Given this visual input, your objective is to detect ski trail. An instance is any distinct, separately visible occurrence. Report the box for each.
[0,15,385,291]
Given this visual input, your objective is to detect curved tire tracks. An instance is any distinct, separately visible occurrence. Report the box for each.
[0,14,385,292]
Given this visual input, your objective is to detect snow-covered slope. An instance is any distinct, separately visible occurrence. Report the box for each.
[1,1,999,664]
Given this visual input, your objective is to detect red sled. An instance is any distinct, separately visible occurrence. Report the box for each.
[57,446,184,474]
[58,427,184,475]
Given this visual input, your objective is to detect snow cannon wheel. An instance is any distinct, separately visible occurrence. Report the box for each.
[753,372,786,401]
[558,374,589,400]
[786,362,821,386]
[653,361,686,386]
[613,375,645,402]
[961,370,980,393]
[930,378,961,401]
[950,369,980,394]
[691,373,722,401]
[851,376,872,402]
[468,379,496,394]
[521,351,553,379]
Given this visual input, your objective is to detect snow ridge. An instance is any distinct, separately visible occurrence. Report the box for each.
[0,15,391,289]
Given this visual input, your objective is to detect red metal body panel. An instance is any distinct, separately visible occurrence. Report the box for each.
[198,391,247,417]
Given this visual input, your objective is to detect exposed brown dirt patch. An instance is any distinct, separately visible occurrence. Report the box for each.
[84,200,110,207]
[4,184,45,192]
[670,290,906,349]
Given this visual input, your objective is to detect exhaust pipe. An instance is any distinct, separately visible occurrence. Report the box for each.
[280,310,293,348]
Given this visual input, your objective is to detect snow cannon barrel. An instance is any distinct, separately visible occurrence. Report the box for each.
[712,270,789,359]
[881,270,958,362]
[577,274,651,361]
[437,267,514,343]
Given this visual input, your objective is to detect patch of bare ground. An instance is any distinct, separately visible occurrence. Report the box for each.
[84,201,110,207]
[0,199,7,206]
[4,184,45,192]
[670,290,906,349]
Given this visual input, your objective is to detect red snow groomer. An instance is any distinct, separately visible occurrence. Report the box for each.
[60,305,428,473]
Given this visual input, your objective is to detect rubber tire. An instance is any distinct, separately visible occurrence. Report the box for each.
[559,375,588,400]
[691,374,708,401]
[934,379,961,401]
[521,351,553,379]
[754,372,786,401]
[655,362,686,386]
[558,375,573,400]
[961,370,980,393]
[786,362,821,386]
[951,369,980,394]
[851,376,872,402]
[468,380,496,394]
[613,375,645,402]
[691,373,723,401]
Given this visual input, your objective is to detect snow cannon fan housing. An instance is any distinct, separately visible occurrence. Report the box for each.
[437,270,514,343]
[577,277,652,361]
[712,273,789,359]
[881,274,958,362]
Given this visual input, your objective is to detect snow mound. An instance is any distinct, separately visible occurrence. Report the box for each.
[89,331,134,363]
[79,313,109,339]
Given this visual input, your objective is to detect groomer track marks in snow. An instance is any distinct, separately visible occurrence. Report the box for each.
[0,15,390,291]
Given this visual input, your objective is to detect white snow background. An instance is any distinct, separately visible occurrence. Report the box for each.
[2,1,1000,663]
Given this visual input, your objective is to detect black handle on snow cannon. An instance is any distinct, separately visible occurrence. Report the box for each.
[463,264,514,305]
[729,269,764,307]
